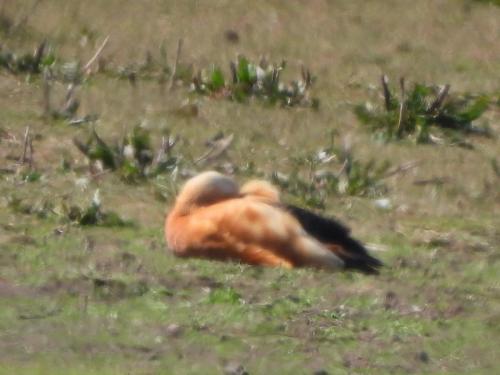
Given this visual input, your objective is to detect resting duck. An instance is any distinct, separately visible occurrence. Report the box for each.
[165,171,382,273]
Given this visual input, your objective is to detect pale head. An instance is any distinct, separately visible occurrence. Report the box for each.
[240,179,281,203]
[173,171,240,214]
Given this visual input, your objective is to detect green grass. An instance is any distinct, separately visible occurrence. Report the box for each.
[1,0,499,373]
[1,214,499,373]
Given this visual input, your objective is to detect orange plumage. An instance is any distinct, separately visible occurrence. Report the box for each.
[165,171,382,273]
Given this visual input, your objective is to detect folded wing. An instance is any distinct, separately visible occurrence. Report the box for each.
[285,204,383,274]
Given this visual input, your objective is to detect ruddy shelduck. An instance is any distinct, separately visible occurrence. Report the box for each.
[165,171,382,273]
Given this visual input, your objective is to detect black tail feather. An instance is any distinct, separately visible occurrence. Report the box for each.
[286,204,383,274]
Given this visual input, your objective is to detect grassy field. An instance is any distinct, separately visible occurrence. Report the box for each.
[1,0,499,374]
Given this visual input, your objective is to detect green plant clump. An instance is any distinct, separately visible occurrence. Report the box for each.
[0,41,58,75]
[65,190,133,227]
[73,126,180,183]
[271,140,391,208]
[354,76,491,145]
[191,55,319,108]
[6,190,133,227]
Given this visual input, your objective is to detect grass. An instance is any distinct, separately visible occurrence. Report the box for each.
[354,76,492,145]
[1,0,499,374]
[191,55,318,107]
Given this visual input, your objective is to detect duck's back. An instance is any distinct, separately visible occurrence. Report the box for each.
[165,198,344,270]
